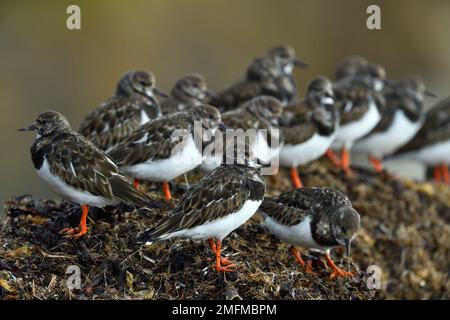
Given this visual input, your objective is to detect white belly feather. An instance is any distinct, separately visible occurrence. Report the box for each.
[157,199,262,242]
[333,99,381,149]
[262,215,329,252]
[353,110,423,157]
[122,135,203,181]
[279,133,335,167]
[396,140,450,165]
[36,158,117,207]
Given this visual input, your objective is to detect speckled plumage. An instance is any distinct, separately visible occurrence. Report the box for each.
[138,163,265,243]
[333,57,386,128]
[108,105,221,166]
[260,187,360,249]
[21,111,151,208]
[79,70,163,151]
[213,45,305,111]
[161,74,213,114]
[394,97,450,155]
[222,96,283,146]
[280,76,338,145]
[372,77,426,134]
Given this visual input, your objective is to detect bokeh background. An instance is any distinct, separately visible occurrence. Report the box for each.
[1,0,450,214]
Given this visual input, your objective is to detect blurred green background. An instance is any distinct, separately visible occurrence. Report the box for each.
[1,0,450,213]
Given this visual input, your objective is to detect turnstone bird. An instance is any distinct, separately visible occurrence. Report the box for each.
[222,96,283,163]
[107,105,224,200]
[279,76,339,188]
[79,70,166,152]
[328,59,386,174]
[18,110,151,238]
[260,187,360,278]
[353,76,430,172]
[334,56,370,81]
[213,45,307,111]
[137,141,266,272]
[161,73,215,114]
[393,96,450,184]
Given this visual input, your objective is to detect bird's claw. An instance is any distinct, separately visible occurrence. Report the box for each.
[329,269,354,279]
[59,226,89,238]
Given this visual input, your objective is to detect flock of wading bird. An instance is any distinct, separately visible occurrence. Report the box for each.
[18,45,450,277]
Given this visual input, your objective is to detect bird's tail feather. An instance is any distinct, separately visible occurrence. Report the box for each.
[111,175,158,209]
[137,228,167,245]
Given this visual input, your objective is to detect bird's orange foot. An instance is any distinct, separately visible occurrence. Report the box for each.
[207,256,233,265]
[219,257,233,266]
[324,253,354,278]
[214,263,237,273]
[330,268,354,279]
[305,261,316,274]
[368,156,383,173]
[59,226,89,238]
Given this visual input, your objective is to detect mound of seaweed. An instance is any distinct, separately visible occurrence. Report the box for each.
[1,159,449,300]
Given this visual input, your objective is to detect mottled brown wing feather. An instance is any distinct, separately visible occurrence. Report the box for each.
[46,133,150,206]
[108,113,194,166]
[161,97,181,114]
[333,82,372,125]
[261,187,351,226]
[147,166,253,238]
[214,80,263,111]
[280,101,316,144]
[79,97,143,150]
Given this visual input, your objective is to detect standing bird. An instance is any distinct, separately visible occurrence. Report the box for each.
[328,60,386,174]
[392,97,450,184]
[353,76,431,172]
[161,73,215,114]
[137,142,266,272]
[18,111,152,238]
[260,187,360,278]
[108,105,224,200]
[221,96,283,163]
[213,45,307,111]
[199,96,283,172]
[79,70,166,152]
[279,77,339,188]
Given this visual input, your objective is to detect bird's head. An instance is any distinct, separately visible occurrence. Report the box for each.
[266,44,308,73]
[306,76,335,105]
[330,206,361,256]
[335,55,368,80]
[172,73,215,104]
[116,70,167,99]
[18,110,71,137]
[246,96,283,122]
[191,104,223,130]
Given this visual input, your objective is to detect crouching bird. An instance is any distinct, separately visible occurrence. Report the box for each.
[137,141,266,272]
[19,110,152,238]
[259,187,360,278]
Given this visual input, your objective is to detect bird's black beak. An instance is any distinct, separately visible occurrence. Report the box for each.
[425,90,437,98]
[294,58,308,68]
[18,123,37,132]
[344,238,352,257]
[154,87,169,98]
[218,122,228,131]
